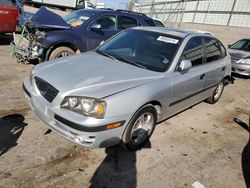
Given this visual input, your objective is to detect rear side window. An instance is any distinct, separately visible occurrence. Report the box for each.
[204,37,225,63]
[118,16,138,30]
[181,37,203,67]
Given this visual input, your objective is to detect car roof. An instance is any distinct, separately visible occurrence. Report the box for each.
[78,9,148,17]
[132,27,213,38]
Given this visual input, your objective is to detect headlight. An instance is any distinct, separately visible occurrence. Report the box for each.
[236,58,250,64]
[61,96,106,118]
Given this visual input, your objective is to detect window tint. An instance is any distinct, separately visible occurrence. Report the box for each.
[181,37,203,67]
[204,37,223,63]
[118,16,138,30]
[143,19,156,26]
[153,19,165,27]
[94,16,116,30]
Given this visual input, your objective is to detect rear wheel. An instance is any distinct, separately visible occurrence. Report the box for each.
[122,105,157,151]
[206,80,224,104]
[49,46,75,60]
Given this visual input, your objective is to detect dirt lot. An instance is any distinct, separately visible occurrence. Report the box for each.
[0,7,250,188]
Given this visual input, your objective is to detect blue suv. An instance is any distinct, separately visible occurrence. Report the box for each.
[12,7,158,63]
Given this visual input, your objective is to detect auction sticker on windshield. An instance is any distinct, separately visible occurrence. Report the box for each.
[157,36,179,44]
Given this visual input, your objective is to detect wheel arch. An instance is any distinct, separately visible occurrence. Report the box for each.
[45,42,82,61]
[122,100,162,138]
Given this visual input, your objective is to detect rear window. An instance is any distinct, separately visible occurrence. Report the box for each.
[143,19,155,26]
[153,19,165,27]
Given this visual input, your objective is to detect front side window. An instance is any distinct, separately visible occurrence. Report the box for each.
[97,29,182,72]
[94,15,116,30]
[230,39,250,52]
[204,37,223,63]
[118,16,138,30]
[181,37,203,67]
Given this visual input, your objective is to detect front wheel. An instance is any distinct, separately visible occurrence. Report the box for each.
[49,46,75,60]
[122,105,157,151]
[206,80,225,104]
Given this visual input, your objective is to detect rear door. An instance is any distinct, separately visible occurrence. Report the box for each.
[168,36,206,116]
[203,37,227,88]
[86,14,118,50]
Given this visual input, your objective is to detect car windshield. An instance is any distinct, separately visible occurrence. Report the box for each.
[63,10,95,27]
[97,29,181,72]
[230,39,250,52]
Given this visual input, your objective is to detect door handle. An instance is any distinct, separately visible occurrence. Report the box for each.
[222,66,225,71]
[200,74,206,80]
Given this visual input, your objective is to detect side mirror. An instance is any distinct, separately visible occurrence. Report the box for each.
[178,60,192,72]
[228,44,232,48]
[90,23,102,30]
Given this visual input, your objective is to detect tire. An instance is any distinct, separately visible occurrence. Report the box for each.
[49,46,75,60]
[121,105,157,151]
[206,80,225,104]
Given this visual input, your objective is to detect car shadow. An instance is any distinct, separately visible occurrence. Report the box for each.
[0,34,14,45]
[234,117,250,188]
[0,114,27,156]
[89,141,151,188]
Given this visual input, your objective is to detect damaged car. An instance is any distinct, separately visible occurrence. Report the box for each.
[23,27,232,150]
[11,7,158,63]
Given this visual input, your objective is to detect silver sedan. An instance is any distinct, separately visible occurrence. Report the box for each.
[23,27,232,150]
[228,38,250,76]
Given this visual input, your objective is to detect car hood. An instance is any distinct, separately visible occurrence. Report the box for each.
[228,48,250,63]
[34,52,164,99]
[28,7,71,30]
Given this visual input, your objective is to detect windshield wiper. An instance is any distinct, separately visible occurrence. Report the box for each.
[95,50,116,60]
[113,56,147,69]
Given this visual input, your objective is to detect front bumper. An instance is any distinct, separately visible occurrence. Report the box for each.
[23,78,131,148]
[232,63,250,76]
[11,30,45,64]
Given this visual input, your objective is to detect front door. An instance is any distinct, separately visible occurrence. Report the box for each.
[86,15,118,50]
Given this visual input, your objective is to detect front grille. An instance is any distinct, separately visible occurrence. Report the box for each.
[35,77,59,103]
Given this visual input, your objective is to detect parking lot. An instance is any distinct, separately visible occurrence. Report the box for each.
[0,6,250,188]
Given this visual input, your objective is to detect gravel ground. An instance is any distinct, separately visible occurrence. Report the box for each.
[0,6,249,188]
